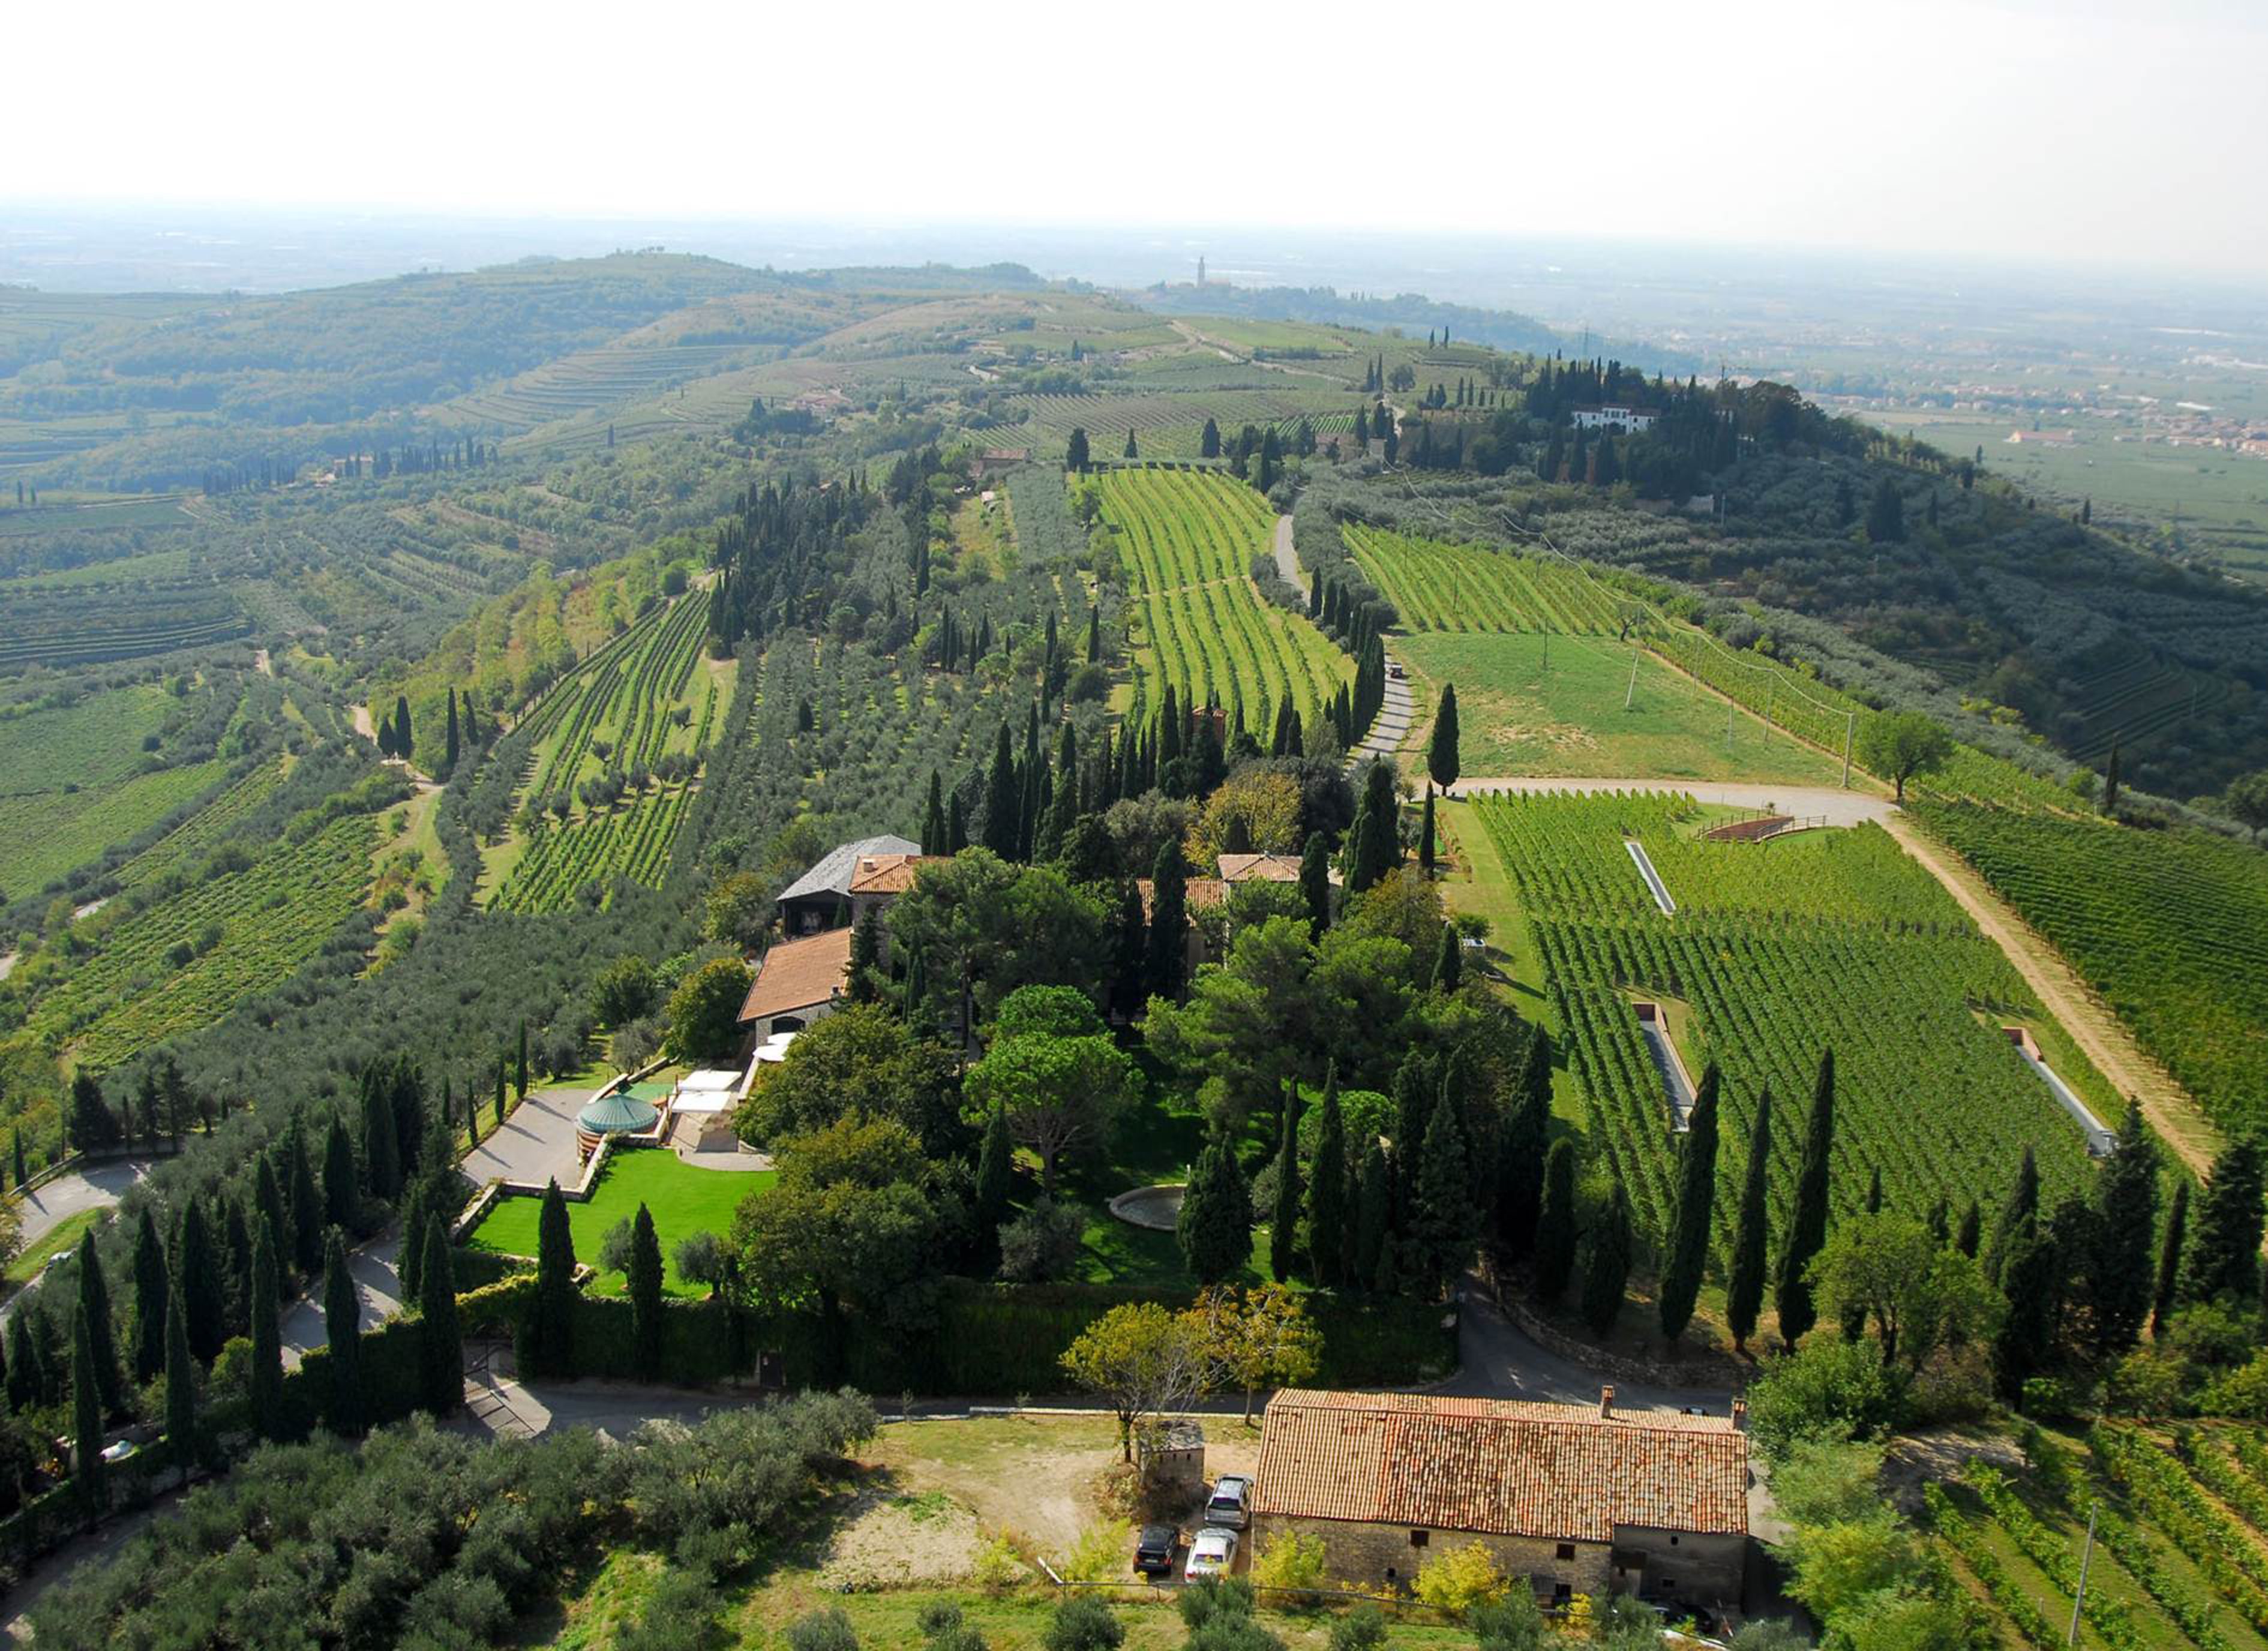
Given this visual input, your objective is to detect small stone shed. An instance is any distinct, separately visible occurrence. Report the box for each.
[1250,1388,1749,1613]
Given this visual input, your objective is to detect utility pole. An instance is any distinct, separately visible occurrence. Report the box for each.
[2066,1505,2096,1647]
[1841,710,1856,790]
[1625,650,1640,712]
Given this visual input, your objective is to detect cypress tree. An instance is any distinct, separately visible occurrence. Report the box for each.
[398,1176,430,1306]
[1412,1092,1474,1299]
[1347,763,1400,893]
[444,688,460,773]
[288,1125,323,1277]
[2083,1101,2158,1356]
[71,1305,104,1519]
[494,1057,508,1128]
[11,1128,23,1190]
[1985,1145,2041,1289]
[848,907,884,1004]
[2152,1179,2188,1340]
[1145,843,1189,1002]
[922,772,947,855]
[415,1214,461,1413]
[1418,788,1436,872]
[394,694,413,760]
[628,1204,664,1382]
[324,1114,359,1232]
[130,1206,169,1384]
[1087,605,1102,665]
[163,1277,197,1464]
[249,1217,284,1439]
[74,1229,122,1418]
[360,1073,400,1200]
[254,1156,289,1296]
[517,1022,530,1101]
[1658,1065,1722,1344]
[1581,1187,1633,1337]
[2181,1137,2264,1307]
[175,1198,225,1365]
[1994,1227,2066,1403]
[5,1311,38,1413]
[1299,831,1332,939]
[528,1180,577,1379]
[322,1229,364,1435]
[1352,1138,1390,1292]
[1308,1069,1347,1287]
[1270,1087,1302,1283]
[1724,1088,1773,1352]
[975,1103,1013,1247]
[1427,683,1460,792]
[947,793,968,854]
[1495,1030,1551,1262]
[1775,1049,1835,1344]
[1430,921,1460,992]
[982,723,1019,859]
[1533,1140,1580,1303]
[1177,1139,1251,1286]
[1955,1199,1982,1259]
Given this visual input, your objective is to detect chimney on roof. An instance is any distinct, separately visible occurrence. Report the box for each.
[1732,1399,1748,1432]
[1599,1385,1615,1419]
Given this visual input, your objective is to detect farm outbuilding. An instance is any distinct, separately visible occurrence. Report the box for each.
[1251,1389,1749,1613]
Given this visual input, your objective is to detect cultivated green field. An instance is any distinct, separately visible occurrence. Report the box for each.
[1395,631,1846,785]
[1474,789,2106,1248]
[1916,801,2268,1137]
[1099,468,1349,728]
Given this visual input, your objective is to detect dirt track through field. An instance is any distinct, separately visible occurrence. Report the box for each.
[1881,814,2218,1176]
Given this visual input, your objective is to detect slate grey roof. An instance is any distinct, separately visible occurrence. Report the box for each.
[776,835,920,906]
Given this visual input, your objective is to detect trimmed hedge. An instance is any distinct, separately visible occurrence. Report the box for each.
[450,1247,535,1291]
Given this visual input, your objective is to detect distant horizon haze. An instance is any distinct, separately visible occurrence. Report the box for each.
[11,0,2266,280]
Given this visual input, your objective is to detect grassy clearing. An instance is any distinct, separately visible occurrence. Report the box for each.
[462,1148,772,1296]
[1396,631,1845,785]
[5,1206,106,1284]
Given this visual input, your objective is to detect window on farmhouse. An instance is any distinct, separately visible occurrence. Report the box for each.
[1555,1542,1576,1561]
[1409,1529,1429,1547]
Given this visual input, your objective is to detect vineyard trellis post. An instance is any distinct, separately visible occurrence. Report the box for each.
[2066,1503,2095,1647]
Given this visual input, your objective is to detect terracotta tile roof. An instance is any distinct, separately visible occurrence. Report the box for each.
[1252,1389,1748,1542]
[736,927,853,1023]
[1217,851,1341,887]
[1136,876,1226,920]
[848,853,951,896]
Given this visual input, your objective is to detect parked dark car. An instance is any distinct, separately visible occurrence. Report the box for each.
[1135,1523,1179,1577]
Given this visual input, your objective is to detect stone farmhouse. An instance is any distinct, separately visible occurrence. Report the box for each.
[1250,1388,1750,1614]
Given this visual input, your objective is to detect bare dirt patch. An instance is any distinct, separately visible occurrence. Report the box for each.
[816,1484,983,1587]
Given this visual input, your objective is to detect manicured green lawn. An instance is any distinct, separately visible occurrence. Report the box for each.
[1397,631,1844,784]
[462,1148,772,1297]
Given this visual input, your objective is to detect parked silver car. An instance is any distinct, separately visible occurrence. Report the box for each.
[1204,1474,1253,1530]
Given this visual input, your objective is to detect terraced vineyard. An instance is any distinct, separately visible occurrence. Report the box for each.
[444,343,752,431]
[1475,790,2099,1243]
[1099,469,1350,729]
[488,589,722,912]
[19,813,377,1068]
[1930,1428,2268,1650]
[1915,802,2268,1136]
[0,681,237,897]
[1346,525,1625,635]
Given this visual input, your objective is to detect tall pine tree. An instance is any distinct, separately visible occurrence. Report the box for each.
[1270,1087,1303,1283]
[2181,1137,2264,1307]
[1582,1187,1633,1337]
[322,1229,364,1435]
[1307,1068,1347,1287]
[1534,1140,1579,1304]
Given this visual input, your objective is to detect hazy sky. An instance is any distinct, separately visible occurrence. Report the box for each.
[16,0,2265,276]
